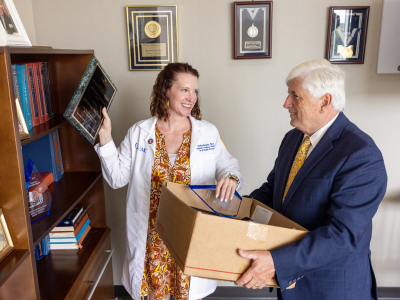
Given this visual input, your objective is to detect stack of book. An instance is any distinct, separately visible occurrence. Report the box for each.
[11,62,54,131]
[50,205,91,250]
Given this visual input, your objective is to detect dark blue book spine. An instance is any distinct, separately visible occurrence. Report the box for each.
[48,131,61,181]
[40,234,51,255]
[16,65,33,130]
[56,130,64,175]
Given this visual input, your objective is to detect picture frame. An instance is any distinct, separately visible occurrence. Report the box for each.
[15,98,30,140]
[126,5,178,71]
[0,208,14,264]
[234,1,272,59]
[0,0,31,46]
[326,6,370,64]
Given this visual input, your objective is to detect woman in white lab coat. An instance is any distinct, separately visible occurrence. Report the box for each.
[95,63,242,300]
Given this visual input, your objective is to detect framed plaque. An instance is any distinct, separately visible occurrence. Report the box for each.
[234,1,272,59]
[64,56,117,145]
[326,6,370,64]
[0,208,14,263]
[126,5,178,70]
[0,0,31,46]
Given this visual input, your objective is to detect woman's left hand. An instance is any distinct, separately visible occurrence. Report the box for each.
[216,177,237,202]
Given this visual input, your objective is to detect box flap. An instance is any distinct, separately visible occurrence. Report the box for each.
[166,182,252,220]
[248,198,308,232]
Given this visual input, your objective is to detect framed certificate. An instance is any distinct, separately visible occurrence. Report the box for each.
[234,1,272,59]
[0,0,31,46]
[326,6,370,64]
[126,5,178,70]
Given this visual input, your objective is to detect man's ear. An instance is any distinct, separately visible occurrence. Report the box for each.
[320,93,333,113]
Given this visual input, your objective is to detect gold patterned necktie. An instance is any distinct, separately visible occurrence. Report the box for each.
[282,136,312,203]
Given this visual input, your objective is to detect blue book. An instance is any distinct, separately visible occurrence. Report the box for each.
[48,130,64,179]
[22,130,63,181]
[40,234,51,255]
[50,219,90,243]
[16,64,33,130]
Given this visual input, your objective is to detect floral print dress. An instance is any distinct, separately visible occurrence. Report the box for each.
[141,125,192,300]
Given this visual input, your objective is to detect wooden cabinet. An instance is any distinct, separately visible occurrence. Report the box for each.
[0,46,114,300]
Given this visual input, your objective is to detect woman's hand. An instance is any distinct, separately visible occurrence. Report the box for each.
[216,177,238,202]
[99,107,112,146]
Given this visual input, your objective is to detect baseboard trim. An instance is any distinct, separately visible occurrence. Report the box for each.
[114,285,400,299]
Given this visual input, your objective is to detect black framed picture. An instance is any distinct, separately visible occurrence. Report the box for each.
[234,1,273,59]
[126,6,178,71]
[326,6,370,64]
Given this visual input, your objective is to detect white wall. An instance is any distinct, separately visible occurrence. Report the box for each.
[20,0,400,287]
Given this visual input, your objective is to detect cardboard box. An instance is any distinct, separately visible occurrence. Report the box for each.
[155,182,308,287]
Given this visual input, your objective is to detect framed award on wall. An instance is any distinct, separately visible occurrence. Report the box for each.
[126,6,178,70]
[326,6,370,64]
[234,1,273,59]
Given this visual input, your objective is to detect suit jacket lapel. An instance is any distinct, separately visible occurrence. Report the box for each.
[282,113,348,212]
[274,132,304,212]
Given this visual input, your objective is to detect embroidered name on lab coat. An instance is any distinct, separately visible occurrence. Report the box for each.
[135,143,148,153]
[197,143,215,152]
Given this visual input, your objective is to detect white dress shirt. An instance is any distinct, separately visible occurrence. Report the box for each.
[303,114,339,159]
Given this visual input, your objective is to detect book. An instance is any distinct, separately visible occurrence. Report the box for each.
[34,62,49,122]
[25,63,40,126]
[55,129,64,176]
[41,62,54,119]
[78,224,91,247]
[50,218,90,243]
[22,130,64,181]
[64,55,117,145]
[58,205,83,226]
[16,64,33,130]
[50,209,88,235]
[50,243,79,250]
[32,62,45,124]
[40,172,54,187]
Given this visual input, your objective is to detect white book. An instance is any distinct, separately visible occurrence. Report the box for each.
[50,231,75,238]
[50,243,79,250]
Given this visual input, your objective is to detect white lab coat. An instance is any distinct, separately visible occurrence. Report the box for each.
[94,116,242,300]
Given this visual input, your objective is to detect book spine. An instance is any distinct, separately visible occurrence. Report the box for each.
[42,62,54,119]
[40,234,51,255]
[53,130,62,179]
[55,130,64,175]
[48,131,60,181]
[17,65,33,130]
[78,224,91,246]
[37,62,49,122]
[73,213,89,235]
[26,64,40,127]
[40,172,54,187]
[33,63,45,124]
[11,65,21,103]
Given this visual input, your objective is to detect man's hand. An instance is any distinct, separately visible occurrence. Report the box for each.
[234,249,276,289]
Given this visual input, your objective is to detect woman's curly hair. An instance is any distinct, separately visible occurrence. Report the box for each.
[150,63,202,121]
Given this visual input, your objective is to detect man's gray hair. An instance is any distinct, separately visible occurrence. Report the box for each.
[285,59,346,112]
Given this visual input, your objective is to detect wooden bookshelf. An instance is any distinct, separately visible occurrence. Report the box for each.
[0,46,114,300]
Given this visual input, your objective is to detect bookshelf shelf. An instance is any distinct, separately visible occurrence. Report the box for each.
[0,249,29,287]
[37,228,110,300]
[31,172,102,246]
[21,115,68,146]
[0,46,113,299]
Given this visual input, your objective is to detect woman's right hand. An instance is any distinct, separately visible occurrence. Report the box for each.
[99,107,112,146]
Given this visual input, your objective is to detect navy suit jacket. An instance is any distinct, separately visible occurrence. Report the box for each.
[250,113,387,300]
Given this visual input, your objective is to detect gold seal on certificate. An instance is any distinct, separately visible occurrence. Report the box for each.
[145,21,162,38]
[247,23,258,38]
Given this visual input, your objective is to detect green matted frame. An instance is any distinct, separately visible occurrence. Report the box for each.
[126,5,179,71]
[63,55,117,145]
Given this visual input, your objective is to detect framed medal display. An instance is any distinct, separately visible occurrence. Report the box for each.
[234,1,272,59]
[126,5,178,71]
[326,6,370,64]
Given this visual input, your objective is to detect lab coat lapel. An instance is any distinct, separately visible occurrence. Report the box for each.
[189,116,203,159]
[139,117,157,157]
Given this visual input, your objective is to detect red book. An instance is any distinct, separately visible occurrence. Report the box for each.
[78,224,91,248]
[32,63,45,123]
[25,63,40,126]
[35,62,49,122]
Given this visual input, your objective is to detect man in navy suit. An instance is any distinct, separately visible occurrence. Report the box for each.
[235,59,387,300]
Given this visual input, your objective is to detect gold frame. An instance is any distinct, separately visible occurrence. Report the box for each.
[15,98,30,140]
[126,5,179,71]
[0,208,14,264]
